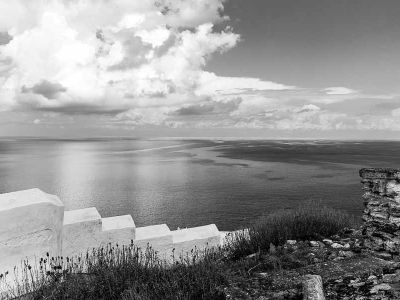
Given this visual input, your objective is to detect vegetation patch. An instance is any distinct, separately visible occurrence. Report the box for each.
[1,203,367,300]
[225,201,359,259]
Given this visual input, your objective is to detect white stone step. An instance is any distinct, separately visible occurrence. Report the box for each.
[135,224,171,240]
[171,224,221,254]
[133,224,173,258]
[64,207,101,226]
[0,189,64,273]
[62,207,102,258]
[101,215,136,245]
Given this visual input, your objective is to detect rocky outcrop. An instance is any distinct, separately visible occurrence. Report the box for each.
[360,168,400,256]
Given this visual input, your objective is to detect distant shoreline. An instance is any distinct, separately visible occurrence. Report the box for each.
[1,136,400,142]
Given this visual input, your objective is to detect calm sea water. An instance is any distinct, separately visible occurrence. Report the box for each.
[0,138,399,230]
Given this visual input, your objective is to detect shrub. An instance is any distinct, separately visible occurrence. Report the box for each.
[225,201,358,259]
[1,244,227,300]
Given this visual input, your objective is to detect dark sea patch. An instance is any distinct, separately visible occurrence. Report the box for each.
[267,177,286,181]
[311,174,336,179]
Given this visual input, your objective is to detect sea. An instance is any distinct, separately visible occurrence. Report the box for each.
[0,138,399,231]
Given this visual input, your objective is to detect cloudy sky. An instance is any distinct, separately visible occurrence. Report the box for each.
[1,0,400,139]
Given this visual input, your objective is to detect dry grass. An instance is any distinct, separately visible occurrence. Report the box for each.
[1,244,227,300]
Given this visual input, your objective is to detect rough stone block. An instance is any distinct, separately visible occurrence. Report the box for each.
[371,180,387,195]
[0,189,64,273]
[360,168,400,180]
[101,215,136,247]
[62,207,102,258]
[370,211,388,220]
[389,216,400,225]
[386,180,400,195]
[302,274,326,300]
[384,240,400,254]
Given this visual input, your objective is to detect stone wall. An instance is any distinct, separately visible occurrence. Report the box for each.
[360,168,400,255]
[0,189,223,274]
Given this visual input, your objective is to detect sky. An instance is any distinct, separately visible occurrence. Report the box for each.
[0,0,400,139]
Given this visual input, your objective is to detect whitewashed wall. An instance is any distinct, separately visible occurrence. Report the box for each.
[0,189,64,272]
[0,189,223,274]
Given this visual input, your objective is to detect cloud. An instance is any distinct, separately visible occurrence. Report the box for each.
[21,80,67,99]
[296,104,320,113]
[391,108,400,117]
[324,87,357,95]
[196,72,293,97]
[0,0,246,114]
[172,98,241,116]
[0,31,12,45]
[2,0,398,134]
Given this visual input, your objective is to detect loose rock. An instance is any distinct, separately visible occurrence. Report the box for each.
[331,243,344,249]
[370,283,391,294]
[302,274,326,300]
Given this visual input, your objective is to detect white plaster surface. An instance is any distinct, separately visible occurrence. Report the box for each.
[0,189,64,273]
[172,224,221,255]
[0,189,223,274]
[64,207,101,225]
[101,215,136,246]
[62,207,102,258]
[133,224,173,259]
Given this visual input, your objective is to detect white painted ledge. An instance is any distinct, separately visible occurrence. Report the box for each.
[172,224,220,243]
[62,208,102,258]
[64,207,101,225]
[134,224,173,259]
[172,224,221,254]
[102,215,135,231]
[136,224,171,240]
[0,188,63,211]
[101,215,136,245]
[0,189,223,271]
[0,189,64,273]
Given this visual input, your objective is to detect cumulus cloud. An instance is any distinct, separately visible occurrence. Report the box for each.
[1,0,396,133]
[0,0,291,124]
[0,0,249,115]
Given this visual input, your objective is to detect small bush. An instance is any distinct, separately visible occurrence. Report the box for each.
[226,201,358,259]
